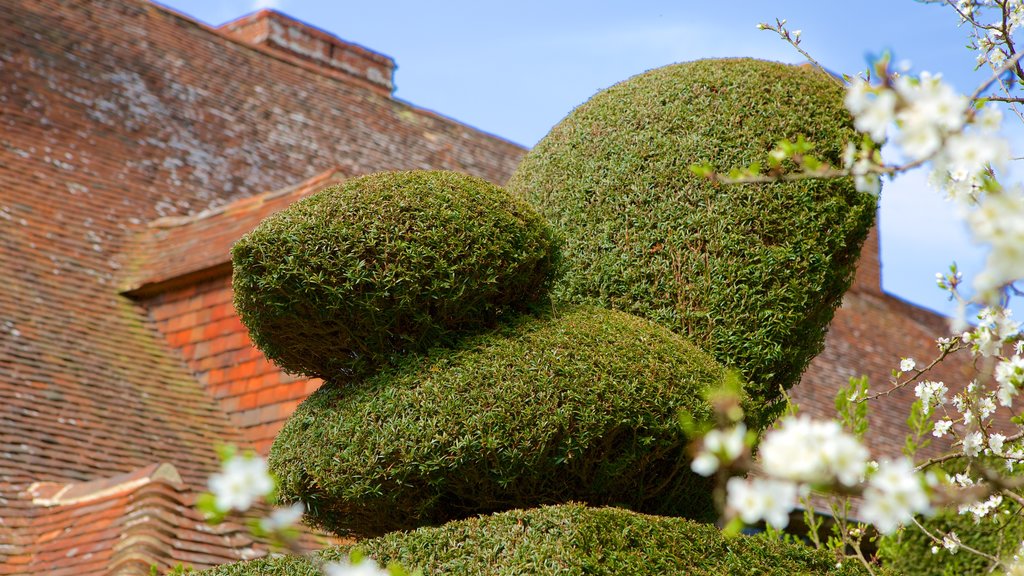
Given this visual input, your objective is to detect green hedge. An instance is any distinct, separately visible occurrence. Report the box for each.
[269,307,730,537]
[878,506,1024,575]
[507,58,876,416]
[200,504,876,576]
[232,170,557,380]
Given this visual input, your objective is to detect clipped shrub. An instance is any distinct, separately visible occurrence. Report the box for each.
[269,306,731,537]
[232,170,558,380]
[878,506,1024,575]
[507,58,876,414]
[200,504,879,576]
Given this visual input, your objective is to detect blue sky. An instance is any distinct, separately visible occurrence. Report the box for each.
[157,0,1010,316]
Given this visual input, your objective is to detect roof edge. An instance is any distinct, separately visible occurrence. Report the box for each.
[28,462,184,507]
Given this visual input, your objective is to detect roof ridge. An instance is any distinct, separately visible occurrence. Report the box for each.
[28,462,184,507]
[146,167,347,230]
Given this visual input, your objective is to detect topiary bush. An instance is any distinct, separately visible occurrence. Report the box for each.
[506,58,876,414]
[269,306,731,537]
[199,504,880,576]
[232,170,558,381]
[878,506,1024,575]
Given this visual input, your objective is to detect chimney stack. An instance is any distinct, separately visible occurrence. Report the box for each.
[219,10,396,96]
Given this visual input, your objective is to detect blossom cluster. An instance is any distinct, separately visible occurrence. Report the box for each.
[693,414,930,534]
[843,60,1024,296]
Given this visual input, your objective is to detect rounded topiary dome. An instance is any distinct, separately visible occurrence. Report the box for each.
[201,504,877,576]
[507,58,876,413]
[269,306,730,537]
[231,170,558,380]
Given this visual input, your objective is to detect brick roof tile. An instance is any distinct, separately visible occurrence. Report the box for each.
[2,0,522,570]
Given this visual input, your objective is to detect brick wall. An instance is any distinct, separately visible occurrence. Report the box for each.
[144,275,320,453]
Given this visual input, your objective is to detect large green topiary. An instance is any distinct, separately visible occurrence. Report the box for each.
[199,504,879,576]
[878,505,1024,575]
[507,58,876,414]
[232,170,558,380]
[269,306,731,537]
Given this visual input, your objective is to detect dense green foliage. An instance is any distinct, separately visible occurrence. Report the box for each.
[269,307,730,537]
[879,506,1024,575]
[200,504,878,576]
[232,170,557,380]
[507,58,876,416]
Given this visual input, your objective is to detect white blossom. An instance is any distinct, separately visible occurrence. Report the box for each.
[963,431,984,457]
[914,380,949,415]
[990,433,1007,455]
[759,416,868,487]
[959,494,1003,520]
[259,502,305,533]
[933,419,953,438]
[978,395,997,420]
[861,458,931,535]
[901,357,917,372]
[208,454,275,513]
[970,193,1024,293]
[726,476,798,529]
[323,558,391,576]
[849,87,897,143]
[997,355,1024,406]
[692,424,746,476]
[943,531,961,554]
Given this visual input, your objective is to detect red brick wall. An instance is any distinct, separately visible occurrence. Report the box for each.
[144,275,320,453]
[851,224,882,294]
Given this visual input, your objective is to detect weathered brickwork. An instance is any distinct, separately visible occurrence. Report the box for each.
[0,0,523,571]
[145,274,320,453]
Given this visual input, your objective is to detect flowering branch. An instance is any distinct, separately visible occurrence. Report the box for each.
[756,19,842,87]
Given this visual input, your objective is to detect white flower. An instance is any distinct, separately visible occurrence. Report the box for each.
[897,123,942,161]
[691,424,746,476]
[943,531,961,554]
[853,89,897,143]
[997,356,1024,406]
[323,558,391,576]
[259,502,305,533]
[933,420,953,438]
[844,78,874,116]
[953,473,974,488]
[943,132,1010,180]
[970,193,1024,294]
[690,452,719,477]
[726,476,797,529]
[914,381,949,415]
[978,396,997,420]
[963,431,984,457]
[977,105,1004,133]
[759,416,868,487]
[990,48,1009,68]
[860,458,931,535]
[208,454,274,513]
[900,358,917,372]
[959,494,1003,520]
[990,433,1007,455]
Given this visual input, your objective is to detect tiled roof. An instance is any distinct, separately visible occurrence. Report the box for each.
[1,464,260,575]
[121,168,347,296]
[792,226,970,460]
[1,0,523,571]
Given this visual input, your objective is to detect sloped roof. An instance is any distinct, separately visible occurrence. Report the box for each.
[1,464,260,575]
[792,226,969,460]
[122,168,347,296]
[1,0,523,571]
